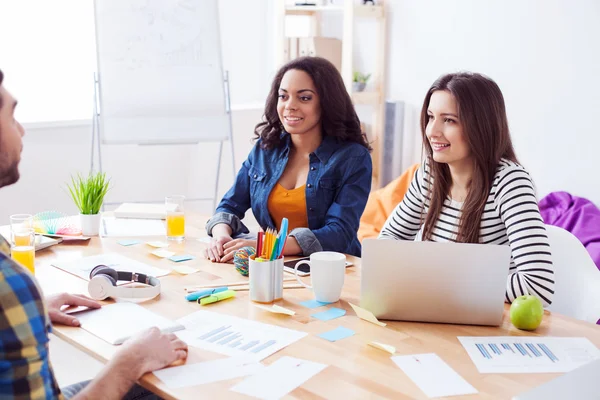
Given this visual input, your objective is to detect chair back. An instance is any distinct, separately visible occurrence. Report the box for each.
[545,225,600,323]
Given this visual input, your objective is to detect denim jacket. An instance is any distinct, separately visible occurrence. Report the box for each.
[206,133,372,257]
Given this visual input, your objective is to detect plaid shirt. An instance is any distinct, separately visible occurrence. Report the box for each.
[0,234,62,399]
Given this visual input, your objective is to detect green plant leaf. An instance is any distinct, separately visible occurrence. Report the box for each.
[65,172,111,215]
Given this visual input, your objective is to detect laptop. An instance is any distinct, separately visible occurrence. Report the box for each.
[360,239,511,326]
[513,358,600,400]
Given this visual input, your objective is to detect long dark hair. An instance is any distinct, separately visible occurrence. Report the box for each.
[254,57,370,151]
[421,72,518,243]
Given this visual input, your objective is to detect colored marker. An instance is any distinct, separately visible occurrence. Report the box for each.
[185,287,229,301]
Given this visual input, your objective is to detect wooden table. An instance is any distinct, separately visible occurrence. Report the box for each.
[34,216,600,399]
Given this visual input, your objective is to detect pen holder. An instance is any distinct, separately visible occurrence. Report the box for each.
[249,256,284,303]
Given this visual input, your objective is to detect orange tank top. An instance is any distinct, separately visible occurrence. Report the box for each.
[267,183,309,231]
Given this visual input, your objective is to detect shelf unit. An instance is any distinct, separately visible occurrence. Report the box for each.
[274,0,388,189]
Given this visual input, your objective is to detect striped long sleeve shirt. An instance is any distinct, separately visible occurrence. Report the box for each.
[379,159,555,307]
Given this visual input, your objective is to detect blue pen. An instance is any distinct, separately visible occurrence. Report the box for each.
[185,287,229,302]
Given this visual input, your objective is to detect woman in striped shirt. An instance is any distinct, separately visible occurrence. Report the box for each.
[379,72,554,307]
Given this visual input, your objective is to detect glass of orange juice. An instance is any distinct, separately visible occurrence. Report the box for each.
[166,195,185,242]
[10,214,33,246]
[11,229,35,274]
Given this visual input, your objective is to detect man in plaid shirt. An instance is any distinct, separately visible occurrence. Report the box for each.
[0,70,188,399]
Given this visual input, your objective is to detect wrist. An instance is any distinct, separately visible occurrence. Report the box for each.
[213,223,233,238]
[110,349,145,383]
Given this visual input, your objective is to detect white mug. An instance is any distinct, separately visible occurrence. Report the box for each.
[294,252,346,303]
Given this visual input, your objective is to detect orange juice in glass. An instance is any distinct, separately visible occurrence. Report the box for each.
[11,229,35,273]
[166,195,185,241]
[10,213,33,244]
[14,232,31,247]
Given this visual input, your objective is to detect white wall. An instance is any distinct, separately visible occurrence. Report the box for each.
[0,109,260,224]
[384,0,600,204]
[3,0,600,224]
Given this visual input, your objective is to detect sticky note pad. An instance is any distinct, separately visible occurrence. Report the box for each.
[311,307,346,321]
[172,265,199,275]
[169,254,195,262]
[151,249,176,258]
[255,304,296,316]
[369,341,396,355]
[147,241,169,248]
[349,302,386,327]
[317,326,355,342]
[300,299,330,309]
[118,239,141,246]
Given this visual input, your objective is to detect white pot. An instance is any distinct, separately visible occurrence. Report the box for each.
[80,213,101,236]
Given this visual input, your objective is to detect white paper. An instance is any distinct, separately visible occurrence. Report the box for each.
[176,310,307,361]
[101,216,165,237]
[52,253,169,280]
[153,356,264,389]
[231,356,327,400]
[392,353,478,398]
[76,302,184,345]
[458,336,600,373]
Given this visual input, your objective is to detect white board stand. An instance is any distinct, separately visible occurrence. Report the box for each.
[90,0,235,210]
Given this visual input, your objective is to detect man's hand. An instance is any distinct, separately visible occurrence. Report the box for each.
[221,239,257,263]
[46,293,101,326]
[116,327,188,380]
[203,235,233,262]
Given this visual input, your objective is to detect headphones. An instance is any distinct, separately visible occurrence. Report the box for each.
[88,265,161,301]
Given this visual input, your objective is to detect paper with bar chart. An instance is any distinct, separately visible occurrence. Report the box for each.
[176,310,307,361]
[458,336,600,373]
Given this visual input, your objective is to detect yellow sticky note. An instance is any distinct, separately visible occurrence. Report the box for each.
[172,265,199,275]
[151,249,175,258]
[349,302,387,327]
[147,241,169,248]
[255,304,295,316]
[368,341,396,355]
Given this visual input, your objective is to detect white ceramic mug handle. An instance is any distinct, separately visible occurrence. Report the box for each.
[294,261,312,288]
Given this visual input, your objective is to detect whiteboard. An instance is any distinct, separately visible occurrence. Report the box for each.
[94,0,230,144]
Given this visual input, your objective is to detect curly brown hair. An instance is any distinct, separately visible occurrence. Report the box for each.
[254,57,371,151]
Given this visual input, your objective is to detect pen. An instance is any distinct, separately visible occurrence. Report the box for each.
[199,289,236,305]
[185,287,229,301]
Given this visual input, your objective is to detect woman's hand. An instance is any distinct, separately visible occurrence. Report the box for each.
[204,235,233,262]
[221,239,258,263]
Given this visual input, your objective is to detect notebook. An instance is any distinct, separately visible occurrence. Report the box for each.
[114,203,177,220]
[75,302,185,345]
[35,235,63,251]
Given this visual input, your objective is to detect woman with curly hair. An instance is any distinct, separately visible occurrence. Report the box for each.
[204,57,372,262]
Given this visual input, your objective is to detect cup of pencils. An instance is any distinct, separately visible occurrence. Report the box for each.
[249,218,288,303]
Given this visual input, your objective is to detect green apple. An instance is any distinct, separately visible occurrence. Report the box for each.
[510,295,544,330]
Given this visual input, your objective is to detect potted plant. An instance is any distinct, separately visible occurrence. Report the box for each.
[66,172,110,236]
[353,71,371,92]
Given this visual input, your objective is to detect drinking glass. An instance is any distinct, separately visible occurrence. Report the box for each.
[166,195,185,241]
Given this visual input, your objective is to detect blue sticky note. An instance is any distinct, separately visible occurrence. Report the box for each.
[118,239,141,246]
[300,299,331,309]
[169,254,195,262]
[318,326,355,342]
[311,307,346,321]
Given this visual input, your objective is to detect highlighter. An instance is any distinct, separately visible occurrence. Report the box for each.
[185,287,228,301]
[199,289,236,305]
